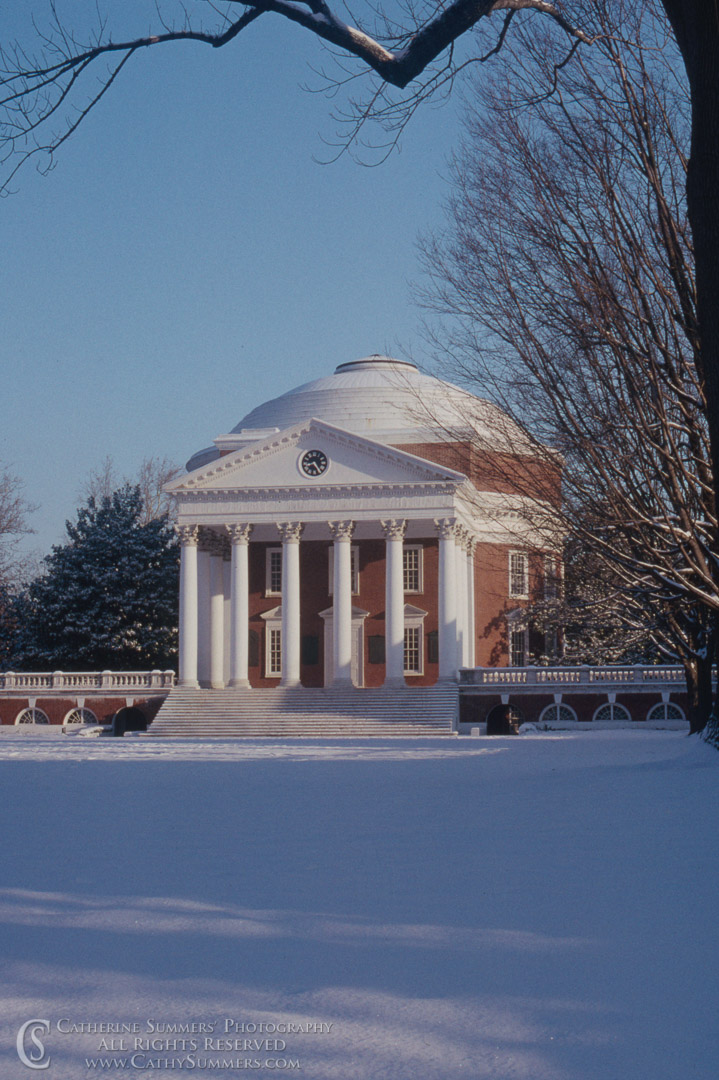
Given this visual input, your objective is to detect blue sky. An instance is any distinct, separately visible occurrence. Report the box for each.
[2,3,465,561]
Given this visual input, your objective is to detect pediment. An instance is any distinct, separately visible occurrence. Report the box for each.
[167,419,466,494]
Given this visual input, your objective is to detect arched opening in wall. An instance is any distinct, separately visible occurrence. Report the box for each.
[63,707,99,727]
[15,707,50,725]
[538,703,578,727]
[592,703,632,723]
[646,702,686,723]
[112,707,147,737]
[486,704,524,735]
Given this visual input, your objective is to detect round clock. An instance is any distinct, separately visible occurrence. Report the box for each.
[300,449,328,477]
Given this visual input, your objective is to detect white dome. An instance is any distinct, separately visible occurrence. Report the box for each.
[187,355,528,471]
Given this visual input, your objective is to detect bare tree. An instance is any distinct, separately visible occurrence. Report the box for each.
[81,455,182,525]
[418,0,718,732]
[0,465,35,585]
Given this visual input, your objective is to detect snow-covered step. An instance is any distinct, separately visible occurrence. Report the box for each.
[147,686,458,737]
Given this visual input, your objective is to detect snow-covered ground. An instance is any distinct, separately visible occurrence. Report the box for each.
[1,730,716,1079]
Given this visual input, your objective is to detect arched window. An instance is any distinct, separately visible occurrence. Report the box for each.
[15,707,50,725]
[646,702,686,723]
[593,703,632,723]
[63,707,98,726]
[538,703,577,726]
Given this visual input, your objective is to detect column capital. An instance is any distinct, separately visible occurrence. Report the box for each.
[278,521,304,543]
[176,524,199,547]
[434,517,458,541]
[380,518,407,541]
[227,522,253,545]
[328,520,355,542]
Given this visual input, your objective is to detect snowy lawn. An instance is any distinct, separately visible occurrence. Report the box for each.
[0,730,717,1080]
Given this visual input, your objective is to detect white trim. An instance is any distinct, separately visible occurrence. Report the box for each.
[508,550,529,599]
[592,702,632,723]
[319,605,369,687]
[63,707,98,725]
[403,604,427,676]
[403,543,424,593]
[538,703,577,725]
[265,547,282,596]
[646,701,685,723]
[15,707,50,725]
[508,625,529,667]
[260,606,282,677]
[544,555,559,600]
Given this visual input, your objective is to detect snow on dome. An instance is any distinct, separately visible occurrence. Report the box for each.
[187,355,531,471]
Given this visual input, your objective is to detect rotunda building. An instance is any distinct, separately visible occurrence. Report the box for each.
[166,355,560,692]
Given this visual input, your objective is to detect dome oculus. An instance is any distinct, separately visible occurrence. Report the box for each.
[300,449,328,477]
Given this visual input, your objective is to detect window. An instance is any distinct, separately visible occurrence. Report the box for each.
[266,548,282,595]
[63,707,98,726]
[544,556,559,600]
[509,626,528,667]
[538,703,577,726]
[403,545,423,593]
[328,545,360,595]
[593,703,632,723]
[646,702,685,723]
[15,707,50,725]
[404,626,422,674]
[509,551,529,598]
[544,628,559,660]
[268,627,282,676]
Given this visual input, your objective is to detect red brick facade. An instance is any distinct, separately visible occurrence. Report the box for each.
[0,695,166,727]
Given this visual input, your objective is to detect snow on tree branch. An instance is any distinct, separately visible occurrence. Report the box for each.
[0,0,592,188]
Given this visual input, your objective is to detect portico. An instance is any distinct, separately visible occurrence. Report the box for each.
[168,413,488,689]
[174,512,474,690]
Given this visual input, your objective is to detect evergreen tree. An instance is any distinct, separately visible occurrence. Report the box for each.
[13,484,179,671]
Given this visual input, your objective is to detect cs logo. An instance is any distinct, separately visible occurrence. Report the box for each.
[17,1019,51,1070]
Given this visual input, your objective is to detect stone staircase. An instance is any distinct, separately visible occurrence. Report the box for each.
[146,685,458,737]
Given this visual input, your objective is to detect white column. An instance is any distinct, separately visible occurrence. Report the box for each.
[278,521,303,687]
[381,519,406,687]
[177,525,199,688]
[329,521,355,686]
[455,528,467,669]
[197,546,211,686]
[466,537,477,668]
[227,523,252,688]
[208,537,226,689]
[435,518,458,682]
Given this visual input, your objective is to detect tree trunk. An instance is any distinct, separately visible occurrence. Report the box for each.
[663,2,719,743]
[684,652,714,735]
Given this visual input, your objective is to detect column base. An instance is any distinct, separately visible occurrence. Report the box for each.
[210,681,226,690]
[228,678,251,689]
[179,678,200,689]
[280,678,302,688]
[332,676,354,688]
[383,676,408,689]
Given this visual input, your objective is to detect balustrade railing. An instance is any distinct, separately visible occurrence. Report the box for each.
[0,671,176,692]
[458,664,699,689]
